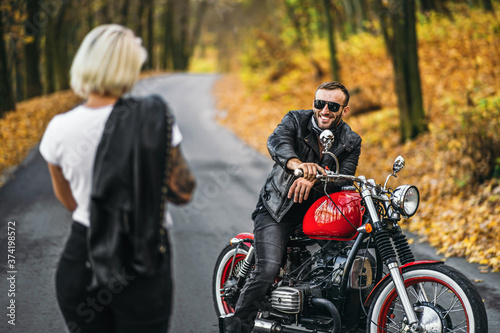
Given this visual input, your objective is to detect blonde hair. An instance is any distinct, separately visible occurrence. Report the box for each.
[70,24,147,98]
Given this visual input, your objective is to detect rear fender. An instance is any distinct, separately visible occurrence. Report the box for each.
[230,232,254,248]
[363,260,442,307]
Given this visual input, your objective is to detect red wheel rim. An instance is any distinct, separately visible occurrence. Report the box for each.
[220,253,246,314]
[377,276,470,333]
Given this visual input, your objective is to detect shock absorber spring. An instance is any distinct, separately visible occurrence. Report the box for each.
[373,229,397,265]
[393,232,415,265]
[238,246,255,279]
[238,260,252,278]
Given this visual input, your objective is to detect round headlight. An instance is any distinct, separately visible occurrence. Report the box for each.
[391,185,419,217]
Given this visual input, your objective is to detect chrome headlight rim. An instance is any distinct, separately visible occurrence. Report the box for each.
[391,185,420,218]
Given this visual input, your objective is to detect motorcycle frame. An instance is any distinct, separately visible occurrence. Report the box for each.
[231,224,442,325]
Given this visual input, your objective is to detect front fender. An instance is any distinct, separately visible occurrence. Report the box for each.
[364,260,442,307]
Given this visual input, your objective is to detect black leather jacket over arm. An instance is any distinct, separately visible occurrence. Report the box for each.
[259,109,362,222]
[89,95,172,289]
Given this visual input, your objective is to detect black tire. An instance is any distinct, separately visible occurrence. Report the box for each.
[212,242,250,317]
[367,263,488,333]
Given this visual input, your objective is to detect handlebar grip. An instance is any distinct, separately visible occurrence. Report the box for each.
[294,169,304,177]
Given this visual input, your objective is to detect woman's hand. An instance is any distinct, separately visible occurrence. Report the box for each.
[167,145,196,204]
[47,163,77,211]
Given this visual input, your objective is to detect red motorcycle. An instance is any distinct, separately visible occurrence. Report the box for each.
[213,130,488,333]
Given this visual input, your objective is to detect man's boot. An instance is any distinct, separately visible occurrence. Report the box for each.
[219,314,242,333]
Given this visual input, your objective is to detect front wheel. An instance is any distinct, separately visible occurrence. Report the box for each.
[368,263,488,333]
[212,242,250,317]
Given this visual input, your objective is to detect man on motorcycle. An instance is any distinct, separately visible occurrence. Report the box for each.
[220,81,362,333]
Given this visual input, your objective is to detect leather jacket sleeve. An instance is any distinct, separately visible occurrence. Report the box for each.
[267,112,300,171]
[338,134,361,176]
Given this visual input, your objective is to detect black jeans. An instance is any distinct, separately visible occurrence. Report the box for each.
[233,206,305,333]
[55,222,172,333]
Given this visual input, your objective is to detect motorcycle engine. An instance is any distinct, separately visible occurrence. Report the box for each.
[271,285,322,314]
[271,249,373,314]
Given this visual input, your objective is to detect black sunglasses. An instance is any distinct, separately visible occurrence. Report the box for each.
[313,99,345,112]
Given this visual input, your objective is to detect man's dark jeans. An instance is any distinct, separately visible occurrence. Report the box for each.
[233,206,305,333]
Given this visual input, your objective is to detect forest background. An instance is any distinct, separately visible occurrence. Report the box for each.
[0,0,499,271]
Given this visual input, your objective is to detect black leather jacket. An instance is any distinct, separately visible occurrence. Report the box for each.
[89,95,172,289]
[258,109,362,222]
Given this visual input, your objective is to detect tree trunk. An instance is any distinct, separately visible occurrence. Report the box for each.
[146,0,154,69]
[342,0,355,35]
[420,0,437,12]
[163,0,174,70]
[15,48,25,102]
[44,19,56,94]
[189,0,208,58]
[482,0,494,11]
[391,0,427,142]
[24,0,43,98]
[373,0,394,60]
[322,0,340,81]
[0,11,16,116]
[136,0,144,40]
[173,0,190,70]
[352,0,365,32]
[53,2,70,90]
[120,0,130,26]
[96,1,110,25]
[87,0,95,30]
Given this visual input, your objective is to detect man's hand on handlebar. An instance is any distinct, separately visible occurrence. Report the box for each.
[285,160,327,203]
[287,159,327,182]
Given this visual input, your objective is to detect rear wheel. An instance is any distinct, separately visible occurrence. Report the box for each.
[368,263,488,333]
[212,243,250,317]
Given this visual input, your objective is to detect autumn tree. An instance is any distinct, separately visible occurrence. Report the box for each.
[163,0,208,71]
[45,1,71,90]
[24,0,43,98]
[322,0,340,81]
[375,0,427,142]
[145,0,154,69]
[0,6,16,116]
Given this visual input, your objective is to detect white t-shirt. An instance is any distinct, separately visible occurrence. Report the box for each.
[40,104,182,227]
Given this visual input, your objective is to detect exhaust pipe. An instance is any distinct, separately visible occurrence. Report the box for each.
[253,319,280,333]
[253,319,311,333]
[310,297,341,333]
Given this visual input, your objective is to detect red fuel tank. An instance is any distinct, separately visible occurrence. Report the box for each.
[303,190,364,240]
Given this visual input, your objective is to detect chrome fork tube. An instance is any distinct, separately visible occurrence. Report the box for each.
[387,262,419,329]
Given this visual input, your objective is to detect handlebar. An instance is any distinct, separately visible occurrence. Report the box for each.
[294,168,363,184]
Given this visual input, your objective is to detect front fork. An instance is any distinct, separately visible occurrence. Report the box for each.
[360,180,420,332]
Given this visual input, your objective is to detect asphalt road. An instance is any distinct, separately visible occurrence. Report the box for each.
[0,74,499,332]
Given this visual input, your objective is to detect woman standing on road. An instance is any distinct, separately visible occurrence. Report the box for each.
[40,24,195,333]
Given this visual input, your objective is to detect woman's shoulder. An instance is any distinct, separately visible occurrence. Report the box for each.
[46,105,85,128]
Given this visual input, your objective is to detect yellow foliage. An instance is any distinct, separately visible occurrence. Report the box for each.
[215,5,500,272]
[0,91,82,186]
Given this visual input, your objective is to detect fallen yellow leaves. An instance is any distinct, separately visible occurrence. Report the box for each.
[0,91,82,186]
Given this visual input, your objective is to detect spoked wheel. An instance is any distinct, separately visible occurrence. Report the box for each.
[368,263,488,333]
[212,242,250,317]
